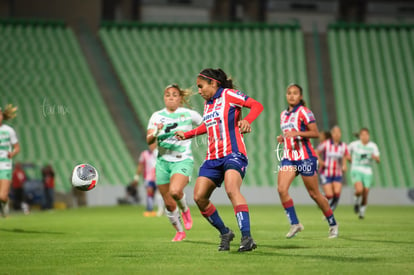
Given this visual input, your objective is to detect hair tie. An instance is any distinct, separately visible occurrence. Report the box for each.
[199,73,221,84]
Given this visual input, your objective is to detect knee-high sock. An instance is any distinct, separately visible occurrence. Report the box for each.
[235,204,251,237]
[283,199,299,225]
[166,207,184,232]
[176,193,189,212]
[201,203,229,235]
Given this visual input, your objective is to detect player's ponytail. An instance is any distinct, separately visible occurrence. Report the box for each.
[199,68,234,89]
[287,83,306,107]
[165,84,193,108]
[1,104,18,120]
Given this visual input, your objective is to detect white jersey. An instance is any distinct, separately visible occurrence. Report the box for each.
[147,107,202,162]
[348,140,380,175]
[0,124,18,170]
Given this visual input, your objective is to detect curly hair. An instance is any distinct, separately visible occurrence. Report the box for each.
[1,104,18,120]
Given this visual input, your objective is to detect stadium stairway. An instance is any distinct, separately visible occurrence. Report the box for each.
[0,20,136,192]
[99,23,311,187]
[328,23,414,188]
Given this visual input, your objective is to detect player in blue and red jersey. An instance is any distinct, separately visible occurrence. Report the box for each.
[176,68,263,252]
[276,84,338,238]
[316,126,350,211]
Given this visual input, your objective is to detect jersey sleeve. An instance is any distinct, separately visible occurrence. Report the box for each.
[316,141,326,152]
[225,89,250,107]
[372,143,380,157]
[9,127,18,144]
[343,143,350,157]
[138,151,145,164]
[147,113,158,130]
[190,110,203,125]
[348,141,355,154]
[299,107,316,125]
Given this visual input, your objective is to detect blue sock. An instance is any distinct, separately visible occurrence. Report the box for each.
[283,199,299,225]
[201,204,229,235]
[324,209,337,226]
[235,204,251,237]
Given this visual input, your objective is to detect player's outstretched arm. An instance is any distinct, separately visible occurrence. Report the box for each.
[175,123,207,140]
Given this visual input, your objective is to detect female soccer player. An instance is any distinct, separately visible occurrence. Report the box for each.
[134,142,160,217]
[176,68,264,252]
[0,104,20,218]
[348,128,380,219]
[276,84,338,238]
[316,126,350,211]
[147,84,203,241]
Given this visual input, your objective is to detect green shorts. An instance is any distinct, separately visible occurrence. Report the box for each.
[0,169,12,180]
[155,158,194,185]
[351,170,373,188]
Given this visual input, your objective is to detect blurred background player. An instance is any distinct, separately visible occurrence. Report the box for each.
[316,126,350,211]
[348,128,380,219]
[11,162,29,214]
[176,68,263,252]
[317,131,331,185]
[41,164,55,210]
[147,84,202,241]
[276,84,338,238]
[134,142,163,217]
[0,104,20,218]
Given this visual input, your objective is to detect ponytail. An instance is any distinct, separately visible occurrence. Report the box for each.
[165,84,194,108]
[198,68,234,89]
[1,104,18,120]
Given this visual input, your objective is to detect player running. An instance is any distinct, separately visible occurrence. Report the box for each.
[276,84,338,238]
[147,84,203,241]
[0,104,20,218]
[176,68,264,252]
[348,128,380,219]
[316,126,350,211]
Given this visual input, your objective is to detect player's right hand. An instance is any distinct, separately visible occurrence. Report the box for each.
[276,135,284,143]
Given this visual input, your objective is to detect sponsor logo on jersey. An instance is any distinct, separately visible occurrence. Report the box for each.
[203,111,220,121]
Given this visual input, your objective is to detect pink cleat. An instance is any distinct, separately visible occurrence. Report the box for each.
[172,231,186,242]
[182,208,193,230]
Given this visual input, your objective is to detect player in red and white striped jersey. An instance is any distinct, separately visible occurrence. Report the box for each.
[316,126,350,211]
[276,84,338,239]
[176,68,263,252]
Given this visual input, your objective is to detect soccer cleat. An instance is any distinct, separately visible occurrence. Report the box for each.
[286,223,304,238]
[181,208,193,230]
[358,215,364,220]
[237,236,257,252]
[172,231,186,242]
[218,229,235,251]
[143,211,157,217]
[354,204,359,214]
[328,224,339,238]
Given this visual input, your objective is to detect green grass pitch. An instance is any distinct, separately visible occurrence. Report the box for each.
[1,205,413,274]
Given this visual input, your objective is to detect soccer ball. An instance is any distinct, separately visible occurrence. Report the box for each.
[71,164,99,191]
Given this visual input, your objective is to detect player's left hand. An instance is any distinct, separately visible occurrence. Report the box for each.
[238,120,251,134]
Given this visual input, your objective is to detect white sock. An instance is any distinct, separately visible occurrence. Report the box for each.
[166,207,184,232]
[176,193,189,212]
[360,205,367,216]
[354,196,361,205]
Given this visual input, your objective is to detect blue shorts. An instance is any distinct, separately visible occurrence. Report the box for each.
[320,175,343,185]
[199,152,248,187]
[145,180,157,190]
[279,157,318,177]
